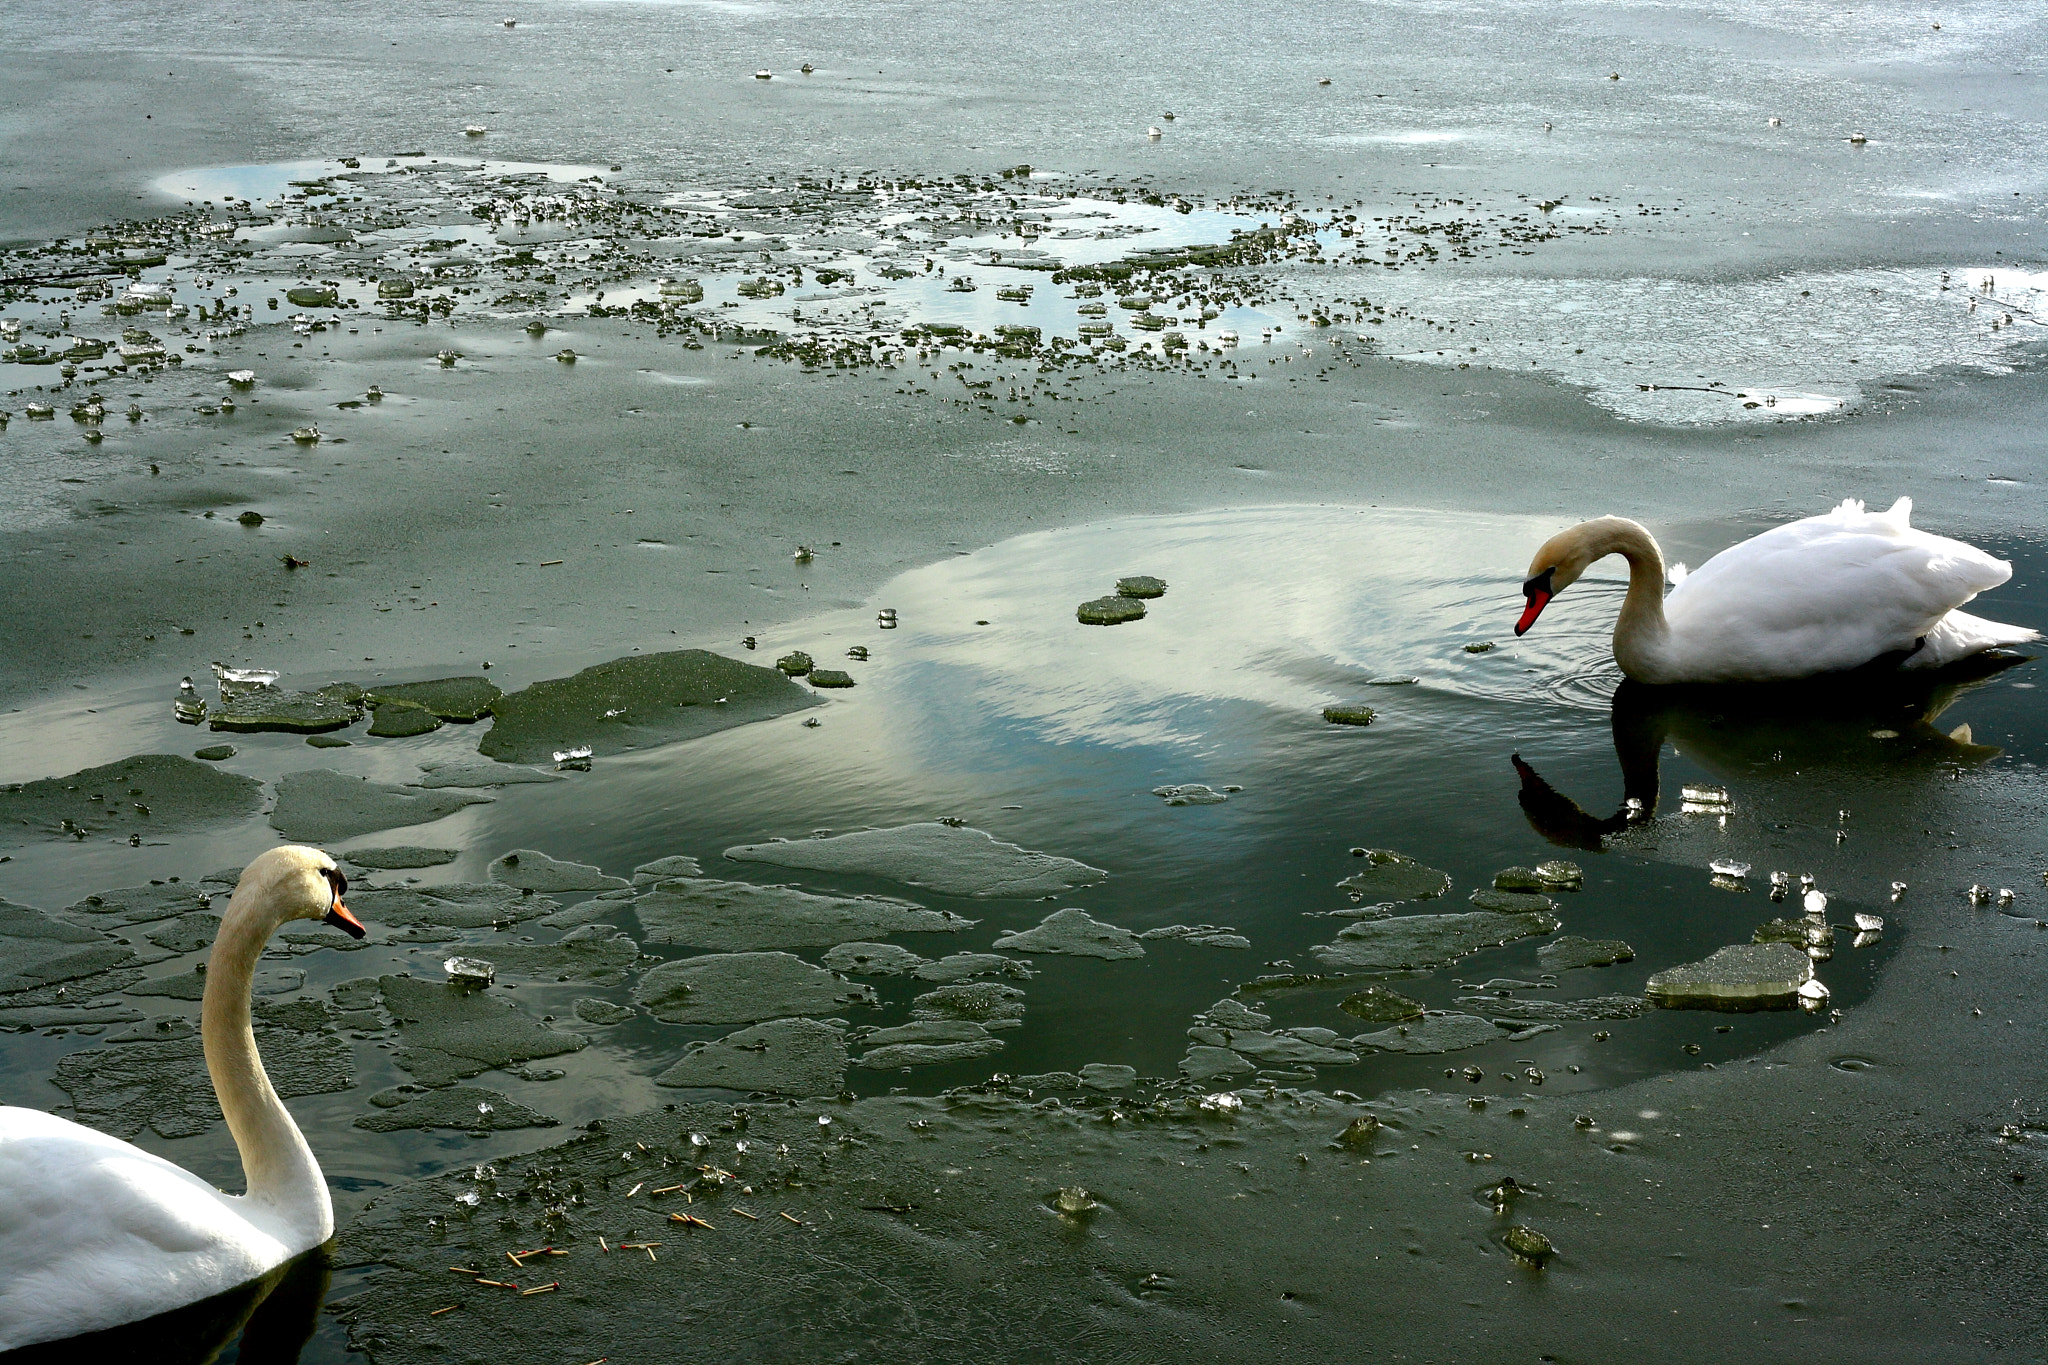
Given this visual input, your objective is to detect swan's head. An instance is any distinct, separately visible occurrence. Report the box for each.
[236,845,366,937]
[1516,516,1644,635]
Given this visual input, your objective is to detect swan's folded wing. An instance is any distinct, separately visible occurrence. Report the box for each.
[1664,517,2020,678]
[0,1108,289,1348]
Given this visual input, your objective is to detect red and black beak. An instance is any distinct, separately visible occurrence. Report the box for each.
[1515,567,1555,637]
[320,866,367,938]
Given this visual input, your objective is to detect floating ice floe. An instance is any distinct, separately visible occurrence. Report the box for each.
[1645,942,1813,1010]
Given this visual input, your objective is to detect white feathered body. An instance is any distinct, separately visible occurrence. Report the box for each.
[0,1105,327,1348]
[1636,498,2036,684]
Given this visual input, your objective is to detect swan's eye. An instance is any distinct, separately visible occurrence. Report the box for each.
[322,866,348,902]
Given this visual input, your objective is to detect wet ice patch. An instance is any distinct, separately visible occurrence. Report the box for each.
[208,681,363,734]
[356,1085,557,1132]
[478,649,818,764]
[1469,888,1558,914]
[821,942,932,976]
[911,952,1034,983]
[1197,998,1271,1030]
[911,981,1027,1029]
[726,822,1107,898]
[0,754,262,848]
[855,1019,1005,1069]
[1352,1013,1509,1054]
[63,882,215,926]
[142,911,221,955]
[363,676,502,722]
[633,951,876,1025]
[1645,942,1813,1010]
[633,878,973,951]
[1139,924,1251,948]
[1152,783,1229,805]
[1456,994,1646,1022]
[1338,985,1426,1022]
[489,849,630,893]
[1312,910,1559,971]
[51,1027,351,1140]
[475,926,640,985]
[368,703,442,738]
[270,769,492,842]
[344,845,460,870]
[573,997,636,1025]
[1180,1045,1255,1080]
[1081,1063,1137,1090]
[1338,850,1452,903]
[347,882,557,929]
[631,855,705,885]
[655,1017,849,1094]
[1537,935,1635,971]
[1219,1028,1357,1066]
[991,908,1143,959]
[378,973,588,1085]
[411,759,566,789]
[1324,265,2048,425]
[0,899,138,997]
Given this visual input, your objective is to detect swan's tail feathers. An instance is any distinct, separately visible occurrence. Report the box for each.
[1904,609,2042,668]
[1826,495,1912,529]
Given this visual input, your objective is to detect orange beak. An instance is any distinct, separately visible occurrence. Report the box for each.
[1515,568,1555,637]
[324,902,367,938]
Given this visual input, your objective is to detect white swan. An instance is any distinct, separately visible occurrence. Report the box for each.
[0,846,365,1350]
[1515,497,2039,684]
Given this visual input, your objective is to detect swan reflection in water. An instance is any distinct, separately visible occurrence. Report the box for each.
[1513,653,2030,851]
[2,1244,330,1365]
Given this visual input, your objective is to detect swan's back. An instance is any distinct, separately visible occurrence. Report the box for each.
[0,1106,297,1349]
[1661,498,2021,680]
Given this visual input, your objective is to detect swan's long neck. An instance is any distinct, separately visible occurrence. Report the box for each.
[203,888,332,1243]
[1586,519,1671,680]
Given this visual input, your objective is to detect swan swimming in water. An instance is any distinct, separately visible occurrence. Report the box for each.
[1515,497,2039,685]
[0,847,366,1350]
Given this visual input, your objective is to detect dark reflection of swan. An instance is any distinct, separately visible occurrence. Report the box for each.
[1513,653,2030,851]
[1,1244,329,1365]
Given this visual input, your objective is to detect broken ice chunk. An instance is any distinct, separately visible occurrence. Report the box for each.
[175,677,206,725]
[443,956,495,987]
[211,662,280,698]
[1645,943,1812,1010]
